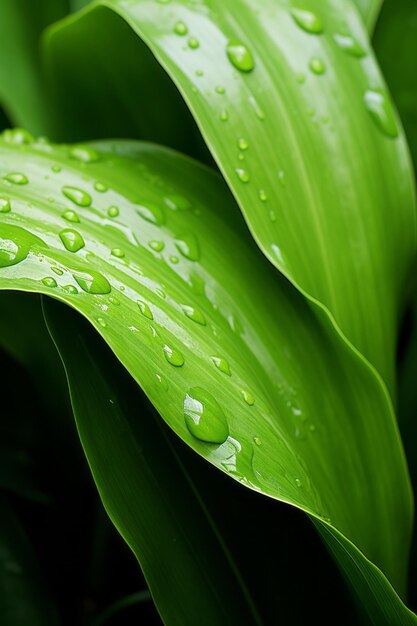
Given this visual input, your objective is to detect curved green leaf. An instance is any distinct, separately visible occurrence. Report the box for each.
[353,0,384,32]
[43,298,259,625]
[44,0,416,391]
[0,136,414,622]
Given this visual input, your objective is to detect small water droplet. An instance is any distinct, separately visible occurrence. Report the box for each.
[309,58,325,74]
[111,248,125,258]
[235,168,250,183]
[269,209,277,222]
[59,228,85,252]
[364,89,398,138]
[4,173,28,185]
[170,255,179,264]
[108,296,120,305]
[215,86,226,94]
[137,300,153,320]
[188,37,199,49]
[219,110,229,122]
[2,128,34,145]
[296,73,306,84]
[291,8,323,34]
[226,40,255,72]
[164,194,191,211]
[42,277,57,288]
[211,356,231,376]
[136,203,165,225]
[62,209,80,223]
[97,317,107,328]
[195,69,204,77]
[62,284,78,294]
[0,197,11,213]
[333,33,366,58]
[238,153,245,162]
[70,145,100,163]
[242,389,255,405]
[184,387,229,443]
[94,182,108,192]
[278,170,286,186]
[248,95,265,120]
[51,266,63,276]
[149,240,165,251]
[237,137,249,150]
[0,224,41,267]
[175,234,199,261]
[174,20,188,35]
[295,478,302,487]
[253,436,261,446]
[182,304,206,325]
[107,206,119,218]
[258,188,267,202]
[73,270,111,294]
[52,165,62,173]
[62,186,92,207]
[163,344,185,367]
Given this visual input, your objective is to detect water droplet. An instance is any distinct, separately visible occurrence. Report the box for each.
[163,344,185,367]
[184,387,229,443]
[211,356,231,376]
[219,110,229,122]
[238,153,245,162]
[4,173,28,185]
[170,255,179,264]
[182,304,206,325]
[269,209,277,222]
[258,188,267,202]
[333,33,365,58]
[237,137,249,150]
[278,170,286,186]
[291,8,323,34]
[248,95,265,120]
[295,478,302,487]
[73,270,111,294]
[195,69,204,77]
[136,203,165,225]
[97,317,107,328]
[62,186,92,207]
[174,20,188,35]
[42,277,57,288]
[296,73,306,84]
[235,168,250,183]
[59,228,85,252]
[149,240,165,251]
[62,284,78,294]
[108,296,120,305]
[51,266,63,275]
[309,58,325,74]
[70,145,100,163]
[242,389,255,405]
[2,128,34,144]
[52,165,62,173]
[62,209,80,223]
[107,206,119,218]
[188,37,199,49]
[364,89,398,138]
[226,41,255,72]
[253,436,261,446]
[137,300,153,320]
[0,197,11,213]
[164,194,191,211]
[94,182,108,192]
[175,234,199,261]
[111,248,125,258]
[215,86,226,94]
[0,224,41,267]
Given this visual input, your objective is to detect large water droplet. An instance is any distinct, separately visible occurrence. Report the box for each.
[42,276,57,288]
[242,389,255,405]
[211,356,231,376]
[182,304,206,325]
[2,128,34,145]
[73,269,111,294]
[364,89,398,138]
[62,186,92,207]
[333,33,365,58]
[163,344,185,367]
[291,8,323,34]
[184,387,229,443]
[59,228,85,252]
[63,284,78,294]
[0,197,11,213]
[111,248,125,258]
[70,145,100,163]
[226,41,255,72]
[0,224,42,267]
[175,234,199,261]
[136,203,165,225]
[4,173,28,185]
[62,209,80,223]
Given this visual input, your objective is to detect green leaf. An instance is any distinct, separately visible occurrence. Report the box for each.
[0,0,68,134]
[43,298,259,625]
[353,0,384,32]
[0,498,60,626]
[44,0,416,391]
[0,136,414,623]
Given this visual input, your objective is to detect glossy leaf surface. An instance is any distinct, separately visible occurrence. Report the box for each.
[0,136,414,623]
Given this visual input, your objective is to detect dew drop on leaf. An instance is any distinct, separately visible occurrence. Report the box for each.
[364,89,399,138]
[290,8,323,34]
[237,137,249,150]
[235,168,250,183]
[136,203,165,225]
[163,344,185,367]
[211,356,232,376]
[62,284,78,294]
[333,33,366,58]
[149,240,165,251]
[188,37,199,49]
[59,228,85,252]
[97,317,107,328]
[107,206,119,218]
[4,173,28,185]
[258,189,268,202]
[52,165,62,173]
[226,40,255,72]
[309,58,325,74]
[70,145,100,163]
[111,248,125,258]
[62,209,80,223]
[62,185,92,207]
[184,387,229,443]
[73,270,111,294]
[137,300,153,320]
[174,20,188,35]
[175,234,200,261]
[253,436,261,446]
[42,277,57,288]
[0,224,40,267]
[164,194,191,211]
[0,197,11,213]
[242,389,255,405]
[182,304,206,325]
[94,182,108,193]
[2,128,34,145]
[51,266,64,276]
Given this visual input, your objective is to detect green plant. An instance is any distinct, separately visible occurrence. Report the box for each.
[0,0,416,624]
